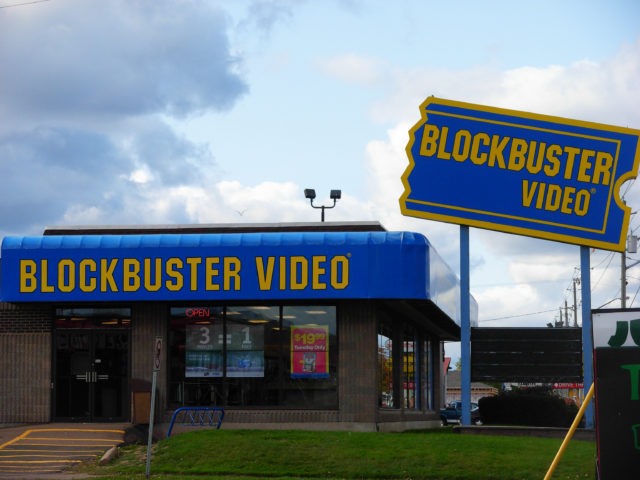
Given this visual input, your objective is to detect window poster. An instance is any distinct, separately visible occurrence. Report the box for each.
[226,323,265,377]
[185,324,223,377]
[291,325,329,378]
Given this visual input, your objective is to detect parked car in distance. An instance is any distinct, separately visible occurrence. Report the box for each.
[440,401,482,425]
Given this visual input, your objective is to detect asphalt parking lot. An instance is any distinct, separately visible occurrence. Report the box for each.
[0,424,127,478]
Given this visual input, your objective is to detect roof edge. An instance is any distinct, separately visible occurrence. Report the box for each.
[43,221,387,236]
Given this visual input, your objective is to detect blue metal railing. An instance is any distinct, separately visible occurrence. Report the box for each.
[166,407,225,437]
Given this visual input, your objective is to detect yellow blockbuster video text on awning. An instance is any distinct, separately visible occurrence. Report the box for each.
[400,97,640,251]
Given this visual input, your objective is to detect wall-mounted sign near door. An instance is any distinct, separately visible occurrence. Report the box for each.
[593,309,640,479]
[153,336,162,372]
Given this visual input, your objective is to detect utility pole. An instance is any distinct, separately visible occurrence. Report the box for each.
[622,251,627,308]
[572,278,579,327]
[564,299,569,327]
[622,235,640,309]
[559,307,563,327]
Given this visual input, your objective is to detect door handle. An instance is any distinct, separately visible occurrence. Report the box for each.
[97,374,109,381]
[75,373,88,382]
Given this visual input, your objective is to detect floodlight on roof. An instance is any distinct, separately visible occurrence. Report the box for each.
[303,188,342,222]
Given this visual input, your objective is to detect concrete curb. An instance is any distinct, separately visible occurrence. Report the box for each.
[98,445,119,465]
[454,425,596,441]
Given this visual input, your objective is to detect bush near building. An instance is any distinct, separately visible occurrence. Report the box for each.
[478,386,580,427]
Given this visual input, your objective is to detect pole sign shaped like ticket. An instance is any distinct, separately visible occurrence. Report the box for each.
[400,97,640,251]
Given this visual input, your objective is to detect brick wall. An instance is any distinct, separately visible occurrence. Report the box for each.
[337,300,377,422]
[0,302,51,333]
[131,303,168,421]
[0,303,51,423]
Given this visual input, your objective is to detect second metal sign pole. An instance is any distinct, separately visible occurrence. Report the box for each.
[145,370,157,478]
[461,225,471,426]
[580,246,594,429]
[146,336,162,478]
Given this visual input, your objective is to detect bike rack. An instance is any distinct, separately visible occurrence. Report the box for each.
[166,407,225,438]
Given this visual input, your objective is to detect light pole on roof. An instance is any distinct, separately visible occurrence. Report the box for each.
[304,188,341,222]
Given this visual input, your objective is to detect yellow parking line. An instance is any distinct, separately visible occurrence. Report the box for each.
[0,427,124,473]
[0,467,62,472]
[24,437,122,443]
[0,460,82,464]
[0,455,98,458]
[23,437,123,442]
[0,428,124,450]
[16,443,121,447]
[1,449,103,453]
[0,431,29,450]
[25,428,125,435]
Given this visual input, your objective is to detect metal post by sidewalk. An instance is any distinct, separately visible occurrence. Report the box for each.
[146,337,162,479]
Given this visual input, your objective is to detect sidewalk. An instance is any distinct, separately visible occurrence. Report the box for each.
[0,423,130,479]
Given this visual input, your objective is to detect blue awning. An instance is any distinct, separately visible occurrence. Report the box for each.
[1,231,476,327]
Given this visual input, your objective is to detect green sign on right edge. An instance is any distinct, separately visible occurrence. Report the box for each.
[593,309,640,479]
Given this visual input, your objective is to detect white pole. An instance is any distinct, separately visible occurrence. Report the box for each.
[145,370,158,478]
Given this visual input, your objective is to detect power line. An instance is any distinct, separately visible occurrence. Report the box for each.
[592,250,615,270]
[0,0,51,9]
[592,251,616,291]
[630,283,640,307]
[479,308,558,323]
[622,178,635,198]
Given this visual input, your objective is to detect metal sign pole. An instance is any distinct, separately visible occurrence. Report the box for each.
[580,247,594,429]
[145,370,157,478]
[460,225,471,426]
[146,336,162,479]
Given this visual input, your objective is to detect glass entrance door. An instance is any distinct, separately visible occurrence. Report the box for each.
[93,331,129,420]
[54,330,130,421]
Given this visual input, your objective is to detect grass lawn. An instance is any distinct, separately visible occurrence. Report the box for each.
[77,428,596,480]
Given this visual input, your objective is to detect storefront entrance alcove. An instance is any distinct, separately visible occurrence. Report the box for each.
[53,308,131,422]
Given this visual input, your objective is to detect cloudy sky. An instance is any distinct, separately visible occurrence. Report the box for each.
[1,0,639,362]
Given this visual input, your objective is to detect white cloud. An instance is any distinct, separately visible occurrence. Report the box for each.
[369,36,640,128]
[128,169,152,184]
[316,53,385,87]
[474,283,542,326]
[0,0,247,128]
[508,259,575,285]
[488,38,640,126]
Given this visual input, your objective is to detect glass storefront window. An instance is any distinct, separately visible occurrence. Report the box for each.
[169,307,224,406]
[403,333,418,410]
[282,306,337,408]
[423,339,433,410]
[377,324,393,408]
[225,306,280,406]
[168,304,337,409]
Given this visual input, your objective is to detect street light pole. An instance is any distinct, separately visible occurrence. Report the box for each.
[304,189,341,222]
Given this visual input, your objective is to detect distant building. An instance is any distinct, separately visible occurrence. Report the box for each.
[444,370,497,404]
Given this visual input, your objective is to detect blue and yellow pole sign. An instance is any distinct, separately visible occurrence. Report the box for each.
[400,97,640,251]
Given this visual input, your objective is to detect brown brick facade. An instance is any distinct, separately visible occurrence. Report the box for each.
[0,302,51,423]
[0,302,51,333]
